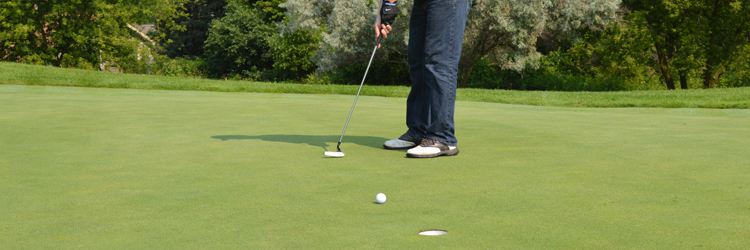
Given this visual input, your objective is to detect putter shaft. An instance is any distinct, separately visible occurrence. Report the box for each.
[336,37,383,151]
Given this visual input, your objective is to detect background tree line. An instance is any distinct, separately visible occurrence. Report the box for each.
[2,0,749,91]
[0,0,193,72]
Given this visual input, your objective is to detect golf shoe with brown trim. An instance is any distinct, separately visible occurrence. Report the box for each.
[406,138,459,158]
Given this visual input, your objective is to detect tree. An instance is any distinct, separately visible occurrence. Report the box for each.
[268,26,320,80]
[253,0,321,81]
[254,0,286,22]
[0,0,185,69]
[624,0,750,89]
[694,0,750,88]
[458,0,621,88]
[158,0,228,59]
[545,18,657,85]
[624,1,681,89]
[624,0,710,90]
[203,1,276,78]
[281,0,411,75]
[282,0,619,87]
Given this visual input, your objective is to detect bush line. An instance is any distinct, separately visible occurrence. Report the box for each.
[1,62,748,109]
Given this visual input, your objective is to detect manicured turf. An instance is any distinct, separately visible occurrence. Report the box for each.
[2,85,749,249]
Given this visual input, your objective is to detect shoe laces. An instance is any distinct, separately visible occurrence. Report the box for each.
[418,138,439,147]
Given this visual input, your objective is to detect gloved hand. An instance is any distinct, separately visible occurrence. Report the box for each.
[380,1,398,25]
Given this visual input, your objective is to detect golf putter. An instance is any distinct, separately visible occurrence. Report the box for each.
[325,36,384,158]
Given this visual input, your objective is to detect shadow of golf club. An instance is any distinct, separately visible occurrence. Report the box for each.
[211,135,389,151]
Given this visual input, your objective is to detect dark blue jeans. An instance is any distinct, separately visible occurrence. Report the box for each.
[406,0,470,147]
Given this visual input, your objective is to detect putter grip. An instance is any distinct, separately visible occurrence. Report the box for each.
[376,36,383,47]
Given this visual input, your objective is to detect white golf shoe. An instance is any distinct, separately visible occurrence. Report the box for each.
[383,133,421,150]
[406,138,459,158]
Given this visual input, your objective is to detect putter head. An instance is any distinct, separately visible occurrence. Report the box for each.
[325,151,345,158]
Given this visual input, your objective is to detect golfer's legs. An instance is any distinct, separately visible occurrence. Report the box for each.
[406,3,428,140]
[421,0,470,146]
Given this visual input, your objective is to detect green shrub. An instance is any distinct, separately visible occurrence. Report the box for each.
[114,43,161,75]
[157,0,228,59]
[465,57,661,91]
[325,60,411,86]
[159,57,209,78]
[204,2,275,79]
[268,28,320,81]
[718,47,750,88]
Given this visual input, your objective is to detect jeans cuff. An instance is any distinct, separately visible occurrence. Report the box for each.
[426,136,457,147]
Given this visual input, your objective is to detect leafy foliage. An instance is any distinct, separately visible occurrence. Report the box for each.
[5,0,748,91]
[539,18,666,90]
[281,0,411,85]
[690,0,750,88]
[282,0,620,87]
[458,0,622,87]
[0,0,185,69]
[621,0,750,89]
[158,0,228,59]
[718,44,750,88]
[539,0,750,90]
[465,57,648,91]
[282,0,411,73]
[268,28,320,81]
[203,2,276,78]
[253,0,286,22]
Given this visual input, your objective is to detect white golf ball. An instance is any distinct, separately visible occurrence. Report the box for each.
[376,193,387,204]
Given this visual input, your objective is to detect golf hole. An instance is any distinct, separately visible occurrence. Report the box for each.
[418,230,447,236]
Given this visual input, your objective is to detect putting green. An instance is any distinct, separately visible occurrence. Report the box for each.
[2,85,749,249]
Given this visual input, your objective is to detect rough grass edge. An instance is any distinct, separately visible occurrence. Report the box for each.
[2,62,749,109]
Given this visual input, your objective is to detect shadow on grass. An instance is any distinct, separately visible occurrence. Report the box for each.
[211,135,389,151]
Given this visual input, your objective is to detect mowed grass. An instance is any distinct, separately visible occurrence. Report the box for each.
[2,85,750,249]
[2,61,750,108]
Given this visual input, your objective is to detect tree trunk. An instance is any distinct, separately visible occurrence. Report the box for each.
[702,65,725,88]
[458,36,487,88]
[678,69,688,89]
[654,42,676,90]
[458,57,480,88]
[456,22,503,88]
[703,71,717,88]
